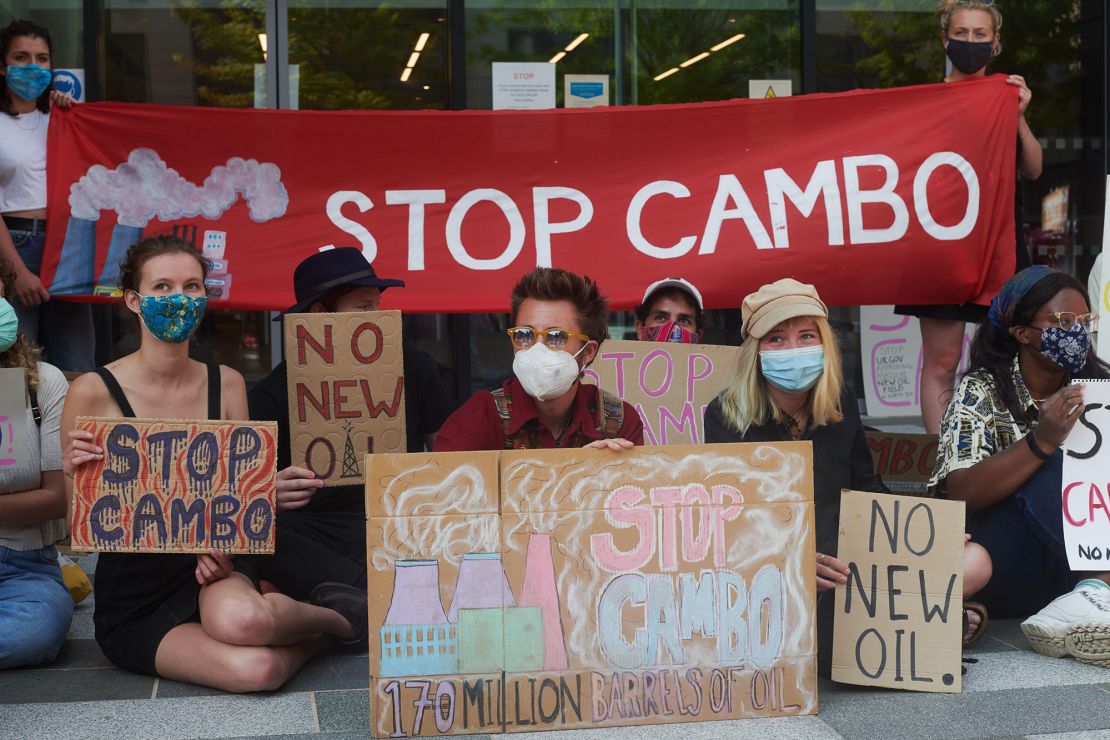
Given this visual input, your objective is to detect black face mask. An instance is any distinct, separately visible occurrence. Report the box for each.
[946,37,994,75]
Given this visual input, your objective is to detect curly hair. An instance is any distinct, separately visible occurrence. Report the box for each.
[509,267,609,344]
[0,258,41,388]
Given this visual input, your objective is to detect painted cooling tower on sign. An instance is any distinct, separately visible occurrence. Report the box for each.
[49,217,97,294]
[379,559,457,677]
[518,532,569,670]
[94,224,143,295]
[448,552,515,621]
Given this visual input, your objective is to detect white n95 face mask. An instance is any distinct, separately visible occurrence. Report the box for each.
[512,342,588,402]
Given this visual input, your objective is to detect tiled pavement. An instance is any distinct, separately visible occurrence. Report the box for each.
[5,551,1110,740]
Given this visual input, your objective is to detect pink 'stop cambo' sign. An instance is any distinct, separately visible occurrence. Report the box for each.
[69,417,278,554]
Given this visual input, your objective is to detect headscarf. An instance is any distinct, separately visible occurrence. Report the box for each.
[987,265,1052,330]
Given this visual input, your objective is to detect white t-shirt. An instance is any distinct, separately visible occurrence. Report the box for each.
[0,109,49,213]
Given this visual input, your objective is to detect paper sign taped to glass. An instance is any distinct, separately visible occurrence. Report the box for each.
[69,416,278,554]
[365,442,817,736]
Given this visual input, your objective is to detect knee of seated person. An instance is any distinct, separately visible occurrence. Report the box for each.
[0,617,68,669]
[964,542,993,595]
[224,648,290,693]
[205,595,277,646]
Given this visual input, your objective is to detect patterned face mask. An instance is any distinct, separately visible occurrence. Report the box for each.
[638,321,699,344]
[1038,323,1090,375]
[132,292,207,344]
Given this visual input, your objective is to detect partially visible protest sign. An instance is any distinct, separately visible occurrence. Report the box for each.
[860,306,973,418]
[366,442,817,737]
[0,368,29,469]
[832,490,965,693]
[1098,177,1109,363]
[581,340,740,445]
[284,310,406,486]
[70,417,278,553]
[1062,381,1110,569]
[865,432,939,496]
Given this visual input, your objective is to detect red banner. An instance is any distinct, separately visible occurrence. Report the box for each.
[43,77,1018,313]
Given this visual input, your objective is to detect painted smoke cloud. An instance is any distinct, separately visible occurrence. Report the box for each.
[68,148,289,228]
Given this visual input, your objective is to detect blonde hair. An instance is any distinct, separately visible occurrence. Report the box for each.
[937,0,1003,36]
[718,316,844,435]
[0,257,40,389]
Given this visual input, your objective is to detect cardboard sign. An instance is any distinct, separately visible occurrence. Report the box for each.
[69,417,278,553]
[865,432,939,496]
[0,368,29,468]
[832,490,965,693]
[284,310,406,486]
[581,340,740,445]
[366,442,817,737]
[1062,381,1110,568]
[1098,177,1110,363]
[860,306,974,418]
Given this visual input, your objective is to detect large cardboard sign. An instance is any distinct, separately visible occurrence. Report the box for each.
[366,443,817,736]
[865,432,939,496]
[832,490,965,693]
[860,306,973,418]
[581,340,740,445]
[284,310,406,486]
[69,417,278,553]
[1062,381,1110,569]
[0,368,29,469]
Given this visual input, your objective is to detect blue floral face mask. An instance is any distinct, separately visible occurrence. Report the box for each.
[759,345,825,393]
[133,292,207,344]
[5,64,52,102]
[1039,323,1090,375]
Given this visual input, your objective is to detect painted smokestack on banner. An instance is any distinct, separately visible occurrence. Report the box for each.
[95,224,143,294]
[447,552,515,622]
[518,532,569,670]
[379,559,456,677]
[49,217,97,294]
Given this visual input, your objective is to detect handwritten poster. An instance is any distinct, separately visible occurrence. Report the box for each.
[1062,381,1110,569]
[865,432,939,496]
[284,310,406,486]
[365,443,817,736]
[0,368,29,468]
[832,490,965,693]
[69,417,278,553]
[860,306,974,418]
[581,340,741,445]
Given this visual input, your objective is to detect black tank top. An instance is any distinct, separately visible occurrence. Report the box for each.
[93,363,221,420]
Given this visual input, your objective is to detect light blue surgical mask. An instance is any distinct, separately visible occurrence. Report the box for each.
[0,298,17,352]
[5,64,52,102]
[760,345,825,393]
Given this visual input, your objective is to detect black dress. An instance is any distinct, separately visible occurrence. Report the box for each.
[92,364,261,676]
[894,136,1030,322]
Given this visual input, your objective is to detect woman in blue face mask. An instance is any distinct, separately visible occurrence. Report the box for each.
[931,266,1110,667]
[0,20,92,374]
[59,236,364,692]
[894,0,1043,437]
[705,278,994,676]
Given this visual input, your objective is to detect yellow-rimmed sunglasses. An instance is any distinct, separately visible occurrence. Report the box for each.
[506,326,591,350]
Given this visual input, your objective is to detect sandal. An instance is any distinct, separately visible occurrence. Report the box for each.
[963,601,989,647]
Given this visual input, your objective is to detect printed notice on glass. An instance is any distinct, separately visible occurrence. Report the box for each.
[565,74,609,108]
[492,62,555,110]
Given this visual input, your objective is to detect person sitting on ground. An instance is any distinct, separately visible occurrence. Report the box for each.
[930,265,1110,666]
[435,267,643,451]
[0,256,72,669]
[247,246,455,602]
[705,277,993,677]
[634,277,704,343]
[61,236,364,692]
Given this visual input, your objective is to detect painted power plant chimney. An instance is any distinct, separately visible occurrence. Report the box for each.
[518,532,568,670]
[50,216,97,294]
[448,552,515,622]
[379,559,456,677]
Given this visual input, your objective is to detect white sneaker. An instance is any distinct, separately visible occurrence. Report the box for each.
[1021,585,1110,658]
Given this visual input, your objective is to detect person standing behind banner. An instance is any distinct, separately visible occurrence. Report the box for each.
[246,246,455,601]
[0,257,72,669]
[60,236,365,692]
[705,278,993,677]
[435,267,643,451]
[895,0,1042,435]
[0,20,94,373]
[930,266,1110,667]
[634,277,704,343]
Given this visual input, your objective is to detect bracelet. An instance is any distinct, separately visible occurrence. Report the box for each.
[1026,433,1052,461]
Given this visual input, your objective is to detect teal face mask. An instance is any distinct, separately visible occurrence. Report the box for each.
[133,293,207,344]
[759,345,825,393]
[5,64,53,101]
[0,298,17,352]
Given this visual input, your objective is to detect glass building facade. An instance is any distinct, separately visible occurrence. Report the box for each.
[4,0,1107,403]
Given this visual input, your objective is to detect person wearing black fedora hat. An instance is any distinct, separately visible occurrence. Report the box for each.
[246,247,454,611]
